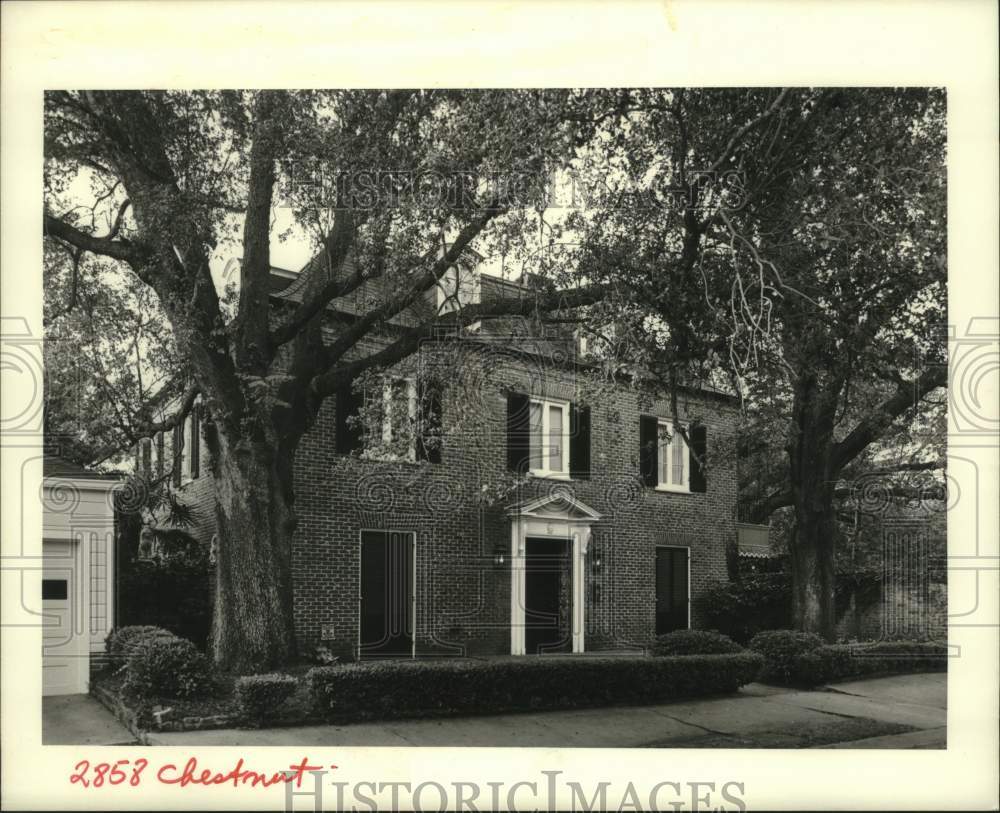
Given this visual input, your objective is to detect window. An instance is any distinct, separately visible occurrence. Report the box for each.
[378,378,417,461]
[639,415,707,494]
[657,420,689,492]
[528,397,570,478]
[42,579,68,601]
[655,547,690,634]
[507,392,590,479]
[336,376,442,463]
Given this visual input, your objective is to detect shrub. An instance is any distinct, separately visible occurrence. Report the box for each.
[234,674,299,726]
[752,639,950,686]
[791,641,948,686]
[695,574,793,644]
[649,630,744,656]
[749,630,825,683]
[307,653,764,723]
[105,625,178,668]
[123,635,212,699]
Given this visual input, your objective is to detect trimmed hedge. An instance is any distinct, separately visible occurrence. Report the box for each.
[748,630,824,683]
[792,642,948,686]
[105,625,179,668]
[123,635,212,699]
[747,630,949,686]
[235,674,299,726]
[649,630,744,656]
[307,654,764,722]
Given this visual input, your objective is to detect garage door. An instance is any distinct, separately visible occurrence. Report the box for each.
[42,540,87,696]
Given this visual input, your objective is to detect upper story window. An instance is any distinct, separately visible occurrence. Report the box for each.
[529,397,570,478]
[657,420,690,492]
[335,376,442,464]
[507,392,590,480]
[377,377,417,462]
[183,404,201,482]
[640,414,708,494]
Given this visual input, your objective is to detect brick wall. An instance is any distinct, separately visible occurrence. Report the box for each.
[290,340,739,659]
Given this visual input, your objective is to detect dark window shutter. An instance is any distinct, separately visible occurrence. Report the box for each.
[156,432,164,478]
[569,403,591,479]
[190,405,201,479]
[506,392,530,473]
[639,415,658,487]
[172,424,182,487]
[336,384,364,454]
[417,378,443,464]
[689,424,707,493]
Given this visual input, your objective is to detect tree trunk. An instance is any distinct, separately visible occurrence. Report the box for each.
[208,430,298,672]
[788,505,837,639]
[786,373,843,641]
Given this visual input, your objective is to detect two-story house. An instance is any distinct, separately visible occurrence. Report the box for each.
[134,255,740,660]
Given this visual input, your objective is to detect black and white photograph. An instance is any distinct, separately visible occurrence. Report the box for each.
[2,2,997,811]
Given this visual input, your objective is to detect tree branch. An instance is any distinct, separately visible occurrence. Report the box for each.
[43,212,141,264]
[235,91,283,369]
[317,198,509,370]
[310,281,606,397]
[831,365,947,473]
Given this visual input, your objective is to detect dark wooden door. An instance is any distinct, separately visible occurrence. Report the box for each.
[360,531,413,658]
[524,537,570,654]
[655,547,689,635]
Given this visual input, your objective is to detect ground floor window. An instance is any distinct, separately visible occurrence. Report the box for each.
[359,530,414,658]
[655,546,690,634]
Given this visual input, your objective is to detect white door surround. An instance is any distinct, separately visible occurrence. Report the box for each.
[506,494,602,655]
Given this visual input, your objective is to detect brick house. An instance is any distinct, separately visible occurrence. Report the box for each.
[135,257,740,660]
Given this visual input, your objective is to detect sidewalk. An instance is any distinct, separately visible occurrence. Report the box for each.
[43,694,139,745]
[144,672,946,749]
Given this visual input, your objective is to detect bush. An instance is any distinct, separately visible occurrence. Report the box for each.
[307,653,764,723]
[649,630,744,656]
[117,552,212,648]
[123,635,212,699]
[695,574,793,644]
[749,630,825,683]
[105,625,178,668]
[791,641,948,686]
[234,674,299,726]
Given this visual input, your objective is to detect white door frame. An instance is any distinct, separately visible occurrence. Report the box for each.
[507,494,601,656]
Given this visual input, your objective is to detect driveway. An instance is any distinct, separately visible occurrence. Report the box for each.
[43,694,138,745]
[146,673,946,749]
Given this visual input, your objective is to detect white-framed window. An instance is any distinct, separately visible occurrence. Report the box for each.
[528,397,570,478]
[369,377,417,462]
[181,414,193,483]
[657,419,690,492]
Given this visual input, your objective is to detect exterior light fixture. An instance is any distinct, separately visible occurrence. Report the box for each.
[493,544,506,568]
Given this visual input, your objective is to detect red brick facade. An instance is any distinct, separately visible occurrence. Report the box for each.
[288,341,739,660]
[155,270,741,661]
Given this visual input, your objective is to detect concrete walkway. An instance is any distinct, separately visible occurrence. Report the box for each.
[144,673,946,749]
[43,694,138,745]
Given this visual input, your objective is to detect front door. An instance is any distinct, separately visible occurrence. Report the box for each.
[360,531,413,658]
[524,537,571,654]
[655,546,689,635]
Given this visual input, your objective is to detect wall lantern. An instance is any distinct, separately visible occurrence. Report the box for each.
[493,543,506,568]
